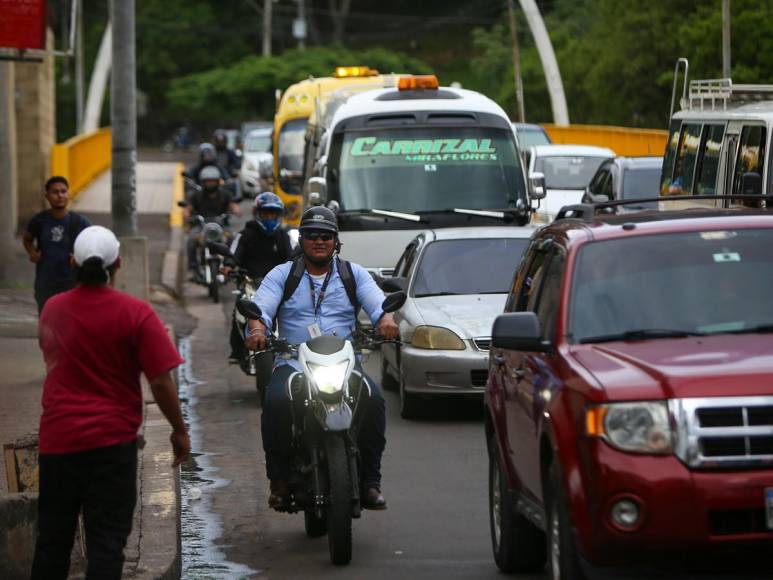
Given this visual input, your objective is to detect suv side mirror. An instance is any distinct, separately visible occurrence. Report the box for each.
[381,276,408,293]
[491,312,549,352]
[529,172,547,200]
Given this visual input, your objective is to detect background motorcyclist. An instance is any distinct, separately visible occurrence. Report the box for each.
[224,192,293,363]
[213,129,241,178]
[184,142,228,184]
[185,165,241,278]
[245,207,399,511]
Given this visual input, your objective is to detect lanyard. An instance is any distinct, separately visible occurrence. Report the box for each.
[308,269,333,320]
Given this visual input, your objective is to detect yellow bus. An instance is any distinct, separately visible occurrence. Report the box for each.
[273,67,399,225]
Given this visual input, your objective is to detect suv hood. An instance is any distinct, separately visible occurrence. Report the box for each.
[571,334,773,400]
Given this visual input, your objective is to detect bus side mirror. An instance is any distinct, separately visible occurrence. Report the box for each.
[308,176,327,205]
[741,172,762,196]
[529,172,547,200]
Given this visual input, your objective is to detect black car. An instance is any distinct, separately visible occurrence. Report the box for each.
[584,156,663,208]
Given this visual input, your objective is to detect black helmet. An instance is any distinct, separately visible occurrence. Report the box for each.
[299,206,338,234]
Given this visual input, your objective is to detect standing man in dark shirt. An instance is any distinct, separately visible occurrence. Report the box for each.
[22,176,91,314]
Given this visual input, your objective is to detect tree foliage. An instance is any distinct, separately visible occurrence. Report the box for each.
[165,46,432,122]
[470,0,773,128]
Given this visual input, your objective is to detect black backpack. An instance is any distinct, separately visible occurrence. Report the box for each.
[279,255,360,314]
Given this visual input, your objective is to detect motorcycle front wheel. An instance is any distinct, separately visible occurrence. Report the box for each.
[325,434,352,565]
[208,262,220,303]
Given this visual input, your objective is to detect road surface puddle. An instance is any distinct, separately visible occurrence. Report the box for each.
[178,337,258,579]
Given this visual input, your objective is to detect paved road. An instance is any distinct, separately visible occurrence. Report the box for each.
[179,285,545,579]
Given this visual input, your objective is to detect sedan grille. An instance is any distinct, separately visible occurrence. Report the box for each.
[473,337,491,351]
[672,397,773,469]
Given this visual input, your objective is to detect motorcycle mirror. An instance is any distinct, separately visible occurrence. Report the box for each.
[381,291,407,313]
[206,241,232,256]
[236,299,263,320]
[177,200,189,207]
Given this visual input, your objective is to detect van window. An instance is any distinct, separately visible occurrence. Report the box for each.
[732,125,766,202]
[660,119,682,195]
[669,123,702,195]
[694,124,725,196]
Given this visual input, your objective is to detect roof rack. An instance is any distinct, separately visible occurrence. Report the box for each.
[554,195,773,223]
[688,79,773,111]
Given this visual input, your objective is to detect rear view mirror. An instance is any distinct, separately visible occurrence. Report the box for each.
[207,241,232,257]
[381,277,408,293]
[237,299,263,320]
[177,200,189,207]
[382,291,407,313]
[529,172,547,201]
[491,312,549,352]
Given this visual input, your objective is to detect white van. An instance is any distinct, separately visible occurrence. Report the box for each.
[306,75,540,276]
[661,60,772,205]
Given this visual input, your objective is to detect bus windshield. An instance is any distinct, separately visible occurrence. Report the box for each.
[277,118,307,194]
[331,126,525,212]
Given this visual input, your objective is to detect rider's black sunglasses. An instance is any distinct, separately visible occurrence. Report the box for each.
[304,231,335,242]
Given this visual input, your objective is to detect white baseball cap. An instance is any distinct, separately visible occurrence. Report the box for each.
[73,225,120,267]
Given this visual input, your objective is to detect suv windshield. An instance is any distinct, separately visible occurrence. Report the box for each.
[536,156,609,190]
[413,238,528,297]
[331,127,525,212]
[570,229,773,342]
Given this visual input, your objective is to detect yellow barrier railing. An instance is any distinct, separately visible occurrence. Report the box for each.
[50,128,111,200]
[542,124,668,157]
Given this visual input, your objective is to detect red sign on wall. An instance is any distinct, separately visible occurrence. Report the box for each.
[0,0,47,51]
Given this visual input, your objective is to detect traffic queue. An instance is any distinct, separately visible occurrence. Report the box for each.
[174,59,773,578]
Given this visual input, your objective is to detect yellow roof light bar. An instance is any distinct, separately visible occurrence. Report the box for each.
[334,66,379,78]
[398,75,439,90]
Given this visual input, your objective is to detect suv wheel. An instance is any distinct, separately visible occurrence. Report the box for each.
[488,436,545,573]
[547,461,586,580]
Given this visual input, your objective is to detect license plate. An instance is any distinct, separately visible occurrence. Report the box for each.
[766,488,773,530]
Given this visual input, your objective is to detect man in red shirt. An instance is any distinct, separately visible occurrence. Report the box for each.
[31,225,190,580]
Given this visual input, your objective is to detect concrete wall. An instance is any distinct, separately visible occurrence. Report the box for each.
[14,30,56,228]
[0,493,37,580]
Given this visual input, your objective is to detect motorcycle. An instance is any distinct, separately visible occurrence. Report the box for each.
[236,291,406,565]
[208,242,273,402]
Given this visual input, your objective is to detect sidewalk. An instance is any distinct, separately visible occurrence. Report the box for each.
[0,161,189,579]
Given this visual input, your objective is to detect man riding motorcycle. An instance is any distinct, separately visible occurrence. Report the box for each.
[185,165,241,278]
[245,207,399,511]
[213,129,241,178]
[224,192,293,363]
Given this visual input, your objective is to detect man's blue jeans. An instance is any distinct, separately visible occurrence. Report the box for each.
[261,364,386,488]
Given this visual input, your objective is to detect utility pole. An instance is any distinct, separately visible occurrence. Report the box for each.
[0,63,18,285]
[110,0,137,236]
[294,0,307,51]
[262,0,272,56]
[722,0,731,79]
[75,0,84,132]
[507,0,525,122]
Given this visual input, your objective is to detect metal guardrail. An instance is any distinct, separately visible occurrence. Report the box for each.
[542,123,668,157]
[50,128,111,201]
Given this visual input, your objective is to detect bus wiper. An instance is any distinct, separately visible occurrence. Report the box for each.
[723,323,773,335]
[370,209,424,223]
[579,328,706,344]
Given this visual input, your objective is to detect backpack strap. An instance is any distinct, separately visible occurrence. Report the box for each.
[336,257,360,314]
[279,255,307,309]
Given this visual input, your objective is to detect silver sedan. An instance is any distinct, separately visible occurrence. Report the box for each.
[380,226,535,418]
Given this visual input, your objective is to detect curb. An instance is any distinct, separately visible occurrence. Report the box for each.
[132,323,181,580]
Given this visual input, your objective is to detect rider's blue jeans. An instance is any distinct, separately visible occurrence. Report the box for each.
[261,364,386,488]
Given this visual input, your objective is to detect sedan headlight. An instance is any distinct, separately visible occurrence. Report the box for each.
[411,326,465,350]
[308,362,348,394]
[586,402,673,454]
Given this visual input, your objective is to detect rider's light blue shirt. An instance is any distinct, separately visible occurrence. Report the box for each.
[252,259,385,368]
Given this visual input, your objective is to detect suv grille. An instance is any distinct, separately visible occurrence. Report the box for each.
[672,397,773,469]
[473,337,491,351]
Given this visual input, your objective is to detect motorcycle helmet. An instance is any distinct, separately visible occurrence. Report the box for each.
[213,130,227,150]
[254,192,284,235]
[199,165,221,192]
[298,206,338,234]
[198,142,216,164]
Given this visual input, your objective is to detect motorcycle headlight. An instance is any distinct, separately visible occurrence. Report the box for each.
[308,362,349,394]
[202,222,224,243]
[411,326,465,350]
[586,402,673,455]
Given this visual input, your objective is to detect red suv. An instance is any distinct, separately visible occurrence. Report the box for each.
[485,201,773,579]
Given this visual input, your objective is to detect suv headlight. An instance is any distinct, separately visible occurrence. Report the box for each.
[308,362,348,394]
[411,326,465,350]
[586,402,673,454]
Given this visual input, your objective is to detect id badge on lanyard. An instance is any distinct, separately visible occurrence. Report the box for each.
[307,270,332,338]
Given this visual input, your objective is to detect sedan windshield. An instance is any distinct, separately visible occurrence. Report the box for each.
[570,229,773,343]
[413,238,529,297]
[332,127,525,212]
[536,155,609,190]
